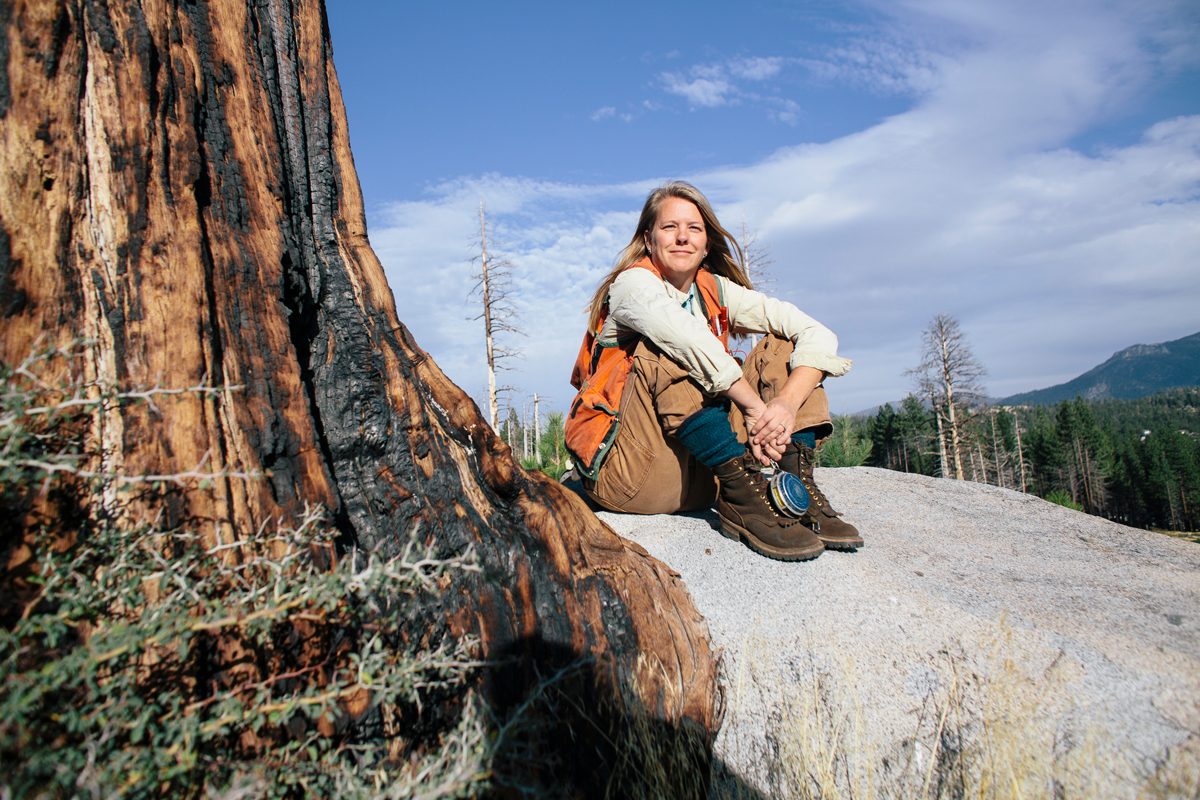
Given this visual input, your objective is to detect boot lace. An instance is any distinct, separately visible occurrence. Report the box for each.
[741,457,783,518]
[797,446,834,512]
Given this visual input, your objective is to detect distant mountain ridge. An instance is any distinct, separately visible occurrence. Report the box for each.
[1000,330,1200,406]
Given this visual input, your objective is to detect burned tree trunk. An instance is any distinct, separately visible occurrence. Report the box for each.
[0,0,719,786]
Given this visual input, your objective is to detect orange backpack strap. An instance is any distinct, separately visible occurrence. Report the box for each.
[570,327,598,391]
[693,270,731,354]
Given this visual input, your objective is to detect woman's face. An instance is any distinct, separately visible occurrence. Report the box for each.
[645,196,708,291]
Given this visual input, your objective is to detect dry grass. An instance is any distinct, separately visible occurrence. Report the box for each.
[769,654,875,799]
[1155,528,1200,545]
[714,616,1200,800]
[485,655,713,799]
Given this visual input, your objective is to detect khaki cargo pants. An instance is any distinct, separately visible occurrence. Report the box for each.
[582,334,832,515]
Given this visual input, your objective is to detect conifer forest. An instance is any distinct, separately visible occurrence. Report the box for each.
[862,388,1200,534]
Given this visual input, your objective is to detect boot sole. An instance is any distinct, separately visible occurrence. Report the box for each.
[803,514,863,550]
[818,537,863,551]
[718,515,825,562]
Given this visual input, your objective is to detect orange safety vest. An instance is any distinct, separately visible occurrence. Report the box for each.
[565,257,731,479]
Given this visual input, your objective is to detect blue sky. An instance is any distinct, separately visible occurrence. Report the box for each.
[325,0,1199,416]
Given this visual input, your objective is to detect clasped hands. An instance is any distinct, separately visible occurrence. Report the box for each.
[723,365,824,466]
[743,398,798,465]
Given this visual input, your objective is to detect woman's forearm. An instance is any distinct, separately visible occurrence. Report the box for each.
[722,367,823,421]
[775,365,824,411]
[722,378,770,463]
[722,377,765,415]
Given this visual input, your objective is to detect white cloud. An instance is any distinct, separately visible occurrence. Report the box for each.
[590,106,615,121]
[798,38,941,96]
[768,98,802,126]
[369,1,1200,414]
[659,56,791,109]
[369,176,655,412]
[729,56,786,81]
[656,16,952,119]
[660,71,736,108]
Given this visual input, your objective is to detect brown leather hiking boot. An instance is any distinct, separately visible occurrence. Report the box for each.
[713,453,824,562]
[779,442,864,551]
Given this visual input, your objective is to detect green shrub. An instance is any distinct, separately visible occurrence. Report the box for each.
[522,455,569,482]
[1044,489,1085,512]
[539,411,569,471]
[819,415,874,468]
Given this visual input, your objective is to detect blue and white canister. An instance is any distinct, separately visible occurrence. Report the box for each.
[768,470,810,517]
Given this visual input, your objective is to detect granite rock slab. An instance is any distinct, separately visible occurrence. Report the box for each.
[592,467,1200,799]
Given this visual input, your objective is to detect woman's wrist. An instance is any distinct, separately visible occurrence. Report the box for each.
[722,378,764,415]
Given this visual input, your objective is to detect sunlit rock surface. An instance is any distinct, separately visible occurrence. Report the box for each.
[594,467,1200,799]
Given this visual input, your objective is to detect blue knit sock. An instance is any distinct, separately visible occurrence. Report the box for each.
[792,430,816,450]
[675,407,744,468]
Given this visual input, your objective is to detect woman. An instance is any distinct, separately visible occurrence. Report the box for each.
[566,181,860,561]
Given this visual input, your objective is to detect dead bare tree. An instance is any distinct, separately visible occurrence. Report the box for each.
[470,202,523,429]
[906,314,988,480]
[739,218,776,294]
[990,410,1004,488]
[1013,407,1028,492]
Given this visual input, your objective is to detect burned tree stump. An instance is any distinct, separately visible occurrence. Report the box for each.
[0,0,720,791]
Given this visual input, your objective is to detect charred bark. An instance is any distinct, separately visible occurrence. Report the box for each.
[0,0,720,790]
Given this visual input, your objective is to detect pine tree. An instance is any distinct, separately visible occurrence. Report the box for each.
[898,394,938,475]
[868,402,903,469]
[1054,397,1110,514]
[540,411,568,468]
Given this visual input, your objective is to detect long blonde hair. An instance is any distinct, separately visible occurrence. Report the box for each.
[585,181,750,333]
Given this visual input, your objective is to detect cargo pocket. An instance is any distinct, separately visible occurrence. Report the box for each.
[565,343,635,478]
[565,396,618,474]
[594,430,655,509]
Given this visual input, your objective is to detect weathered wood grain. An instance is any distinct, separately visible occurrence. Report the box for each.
[0,0,720,789]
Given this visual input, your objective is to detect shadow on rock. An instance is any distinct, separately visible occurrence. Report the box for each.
[481,636,763,800]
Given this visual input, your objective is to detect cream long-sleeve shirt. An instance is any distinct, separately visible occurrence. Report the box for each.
[598,268,852,395]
